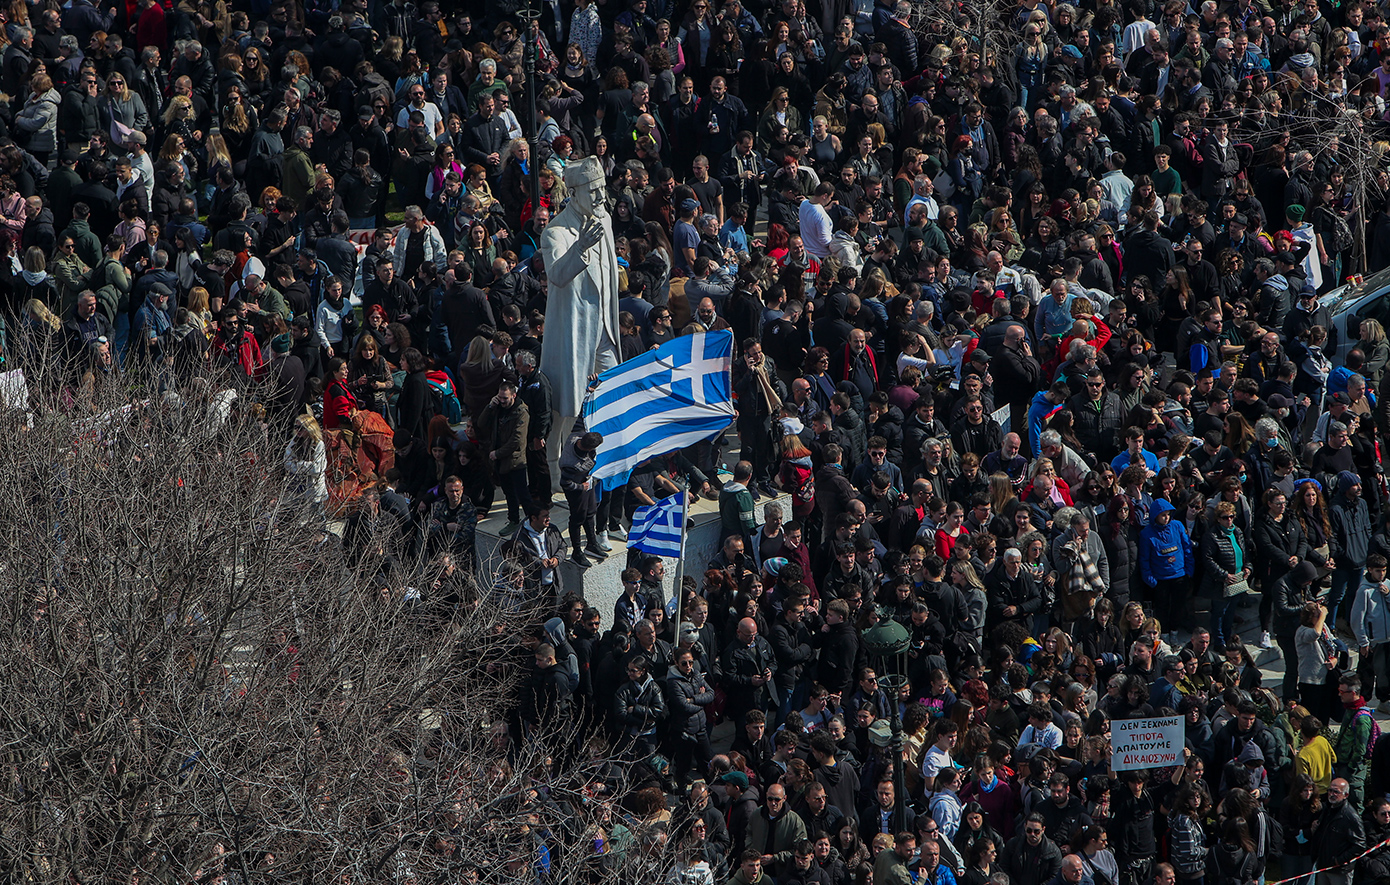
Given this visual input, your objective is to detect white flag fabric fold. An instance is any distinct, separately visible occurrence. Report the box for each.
[583,330,735,491]
[627,495,685,557]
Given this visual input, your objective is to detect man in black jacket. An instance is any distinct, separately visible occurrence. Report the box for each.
[1067,368,1125,462]
[1109,771,1157,885]
[440,265,495,366]
[771,599,815,723]
[1317,778,1365,885]
[462,94,510,179]
[1120,211,1174,288]
[719,617,779,728]
[519,643,572,737]
[994,324,1040,436]
[813,599,859,699]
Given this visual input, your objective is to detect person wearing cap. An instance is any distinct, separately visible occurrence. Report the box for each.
[350,103,393,179]
[1311,392,1355,448]
[672,195,701,274]
[130,280,173,368]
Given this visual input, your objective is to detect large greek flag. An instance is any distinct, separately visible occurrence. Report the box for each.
[584,330,735,492]
[628,495,685,557]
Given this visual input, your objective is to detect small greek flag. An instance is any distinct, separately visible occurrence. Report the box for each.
[584,330,735,491]
[628,495,685,557]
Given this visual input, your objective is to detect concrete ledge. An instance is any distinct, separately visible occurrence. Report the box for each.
[476,490,793,621]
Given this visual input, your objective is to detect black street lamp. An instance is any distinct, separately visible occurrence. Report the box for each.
[861,615,910,832]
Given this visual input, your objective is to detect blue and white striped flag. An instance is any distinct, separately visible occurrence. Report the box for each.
[584,330,735,491]
[628,494,685,557]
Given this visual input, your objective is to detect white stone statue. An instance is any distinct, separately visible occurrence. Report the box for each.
[538,156,622,487]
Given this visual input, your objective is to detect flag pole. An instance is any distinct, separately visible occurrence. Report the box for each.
[670,477,692,609]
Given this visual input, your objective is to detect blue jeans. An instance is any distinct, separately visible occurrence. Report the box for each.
[1211,591,1242,648]
[1329,565,1362,625]
[113,312,130,357]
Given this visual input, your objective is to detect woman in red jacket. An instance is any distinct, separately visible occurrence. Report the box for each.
[322,357,359,430]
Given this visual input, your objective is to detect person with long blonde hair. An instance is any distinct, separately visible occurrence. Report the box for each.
[185,285,214,332]
[100,69,149,139]
[285,412,329,526]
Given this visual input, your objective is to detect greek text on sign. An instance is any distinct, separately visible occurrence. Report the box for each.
[1111,716,1183,772]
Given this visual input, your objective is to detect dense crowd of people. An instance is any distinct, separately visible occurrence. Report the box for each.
[19,0,1390,882]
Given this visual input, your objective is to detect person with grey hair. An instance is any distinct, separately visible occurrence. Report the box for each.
[282,125,316,208]
[904,174,938,224]
[169,37,213,107]
[881,0,917,73]
[2,27,33,98]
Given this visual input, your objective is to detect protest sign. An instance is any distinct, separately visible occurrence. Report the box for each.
[1111,716,1183,771]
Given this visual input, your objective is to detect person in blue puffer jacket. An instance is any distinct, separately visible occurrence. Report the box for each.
[1138,498,1195,642]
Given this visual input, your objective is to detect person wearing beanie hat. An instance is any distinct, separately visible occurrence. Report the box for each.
[1350,553,1390,711]
[1329,468,1372,628]
[265,330,306,427]
[1286,201,1323,291]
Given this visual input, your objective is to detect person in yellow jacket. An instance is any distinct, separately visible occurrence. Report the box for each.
[1297,715,1337,795]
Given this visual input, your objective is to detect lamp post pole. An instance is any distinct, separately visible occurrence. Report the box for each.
[520,5,541,211]
[862,617,910,832]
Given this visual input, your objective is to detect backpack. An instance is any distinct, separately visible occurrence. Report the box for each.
[1354,706,1382,761]
[1332,214,1353,254]
[779,460,814,510]
[425,370,463,424]
[354,73,394,117]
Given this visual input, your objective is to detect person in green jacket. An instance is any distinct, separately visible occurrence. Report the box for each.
[1334,672,1377,805]
[720,460,758,551]
[725,849,774,885]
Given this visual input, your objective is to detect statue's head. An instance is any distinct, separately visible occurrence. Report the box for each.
[564,157,608,217]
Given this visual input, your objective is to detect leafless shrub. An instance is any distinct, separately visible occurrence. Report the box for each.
[0,359,671,883]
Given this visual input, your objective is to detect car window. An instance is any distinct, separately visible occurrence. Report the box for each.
[1358,292,1390,331]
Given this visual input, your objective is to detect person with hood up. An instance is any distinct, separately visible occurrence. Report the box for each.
[1330,471,1373,628]
[1137,498,1195,640]
[1220,742,1271,802]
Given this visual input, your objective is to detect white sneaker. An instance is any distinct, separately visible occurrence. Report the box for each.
[594,533,613,553]
[1378,701,1390,715]
[1259,631,1274,649]
[609,525,628,540]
